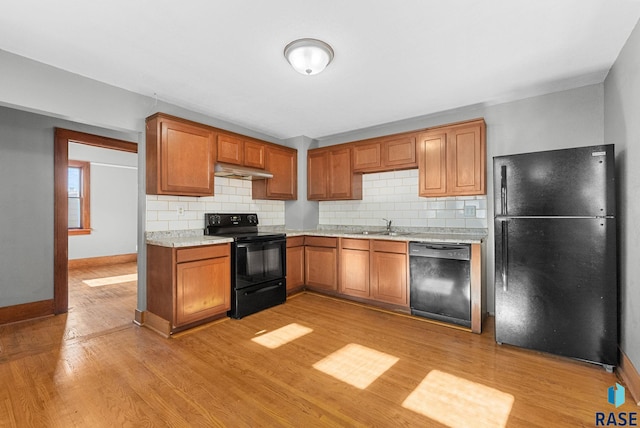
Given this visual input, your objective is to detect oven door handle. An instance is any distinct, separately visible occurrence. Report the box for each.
[236,238,286,247]
[243,283,282,296]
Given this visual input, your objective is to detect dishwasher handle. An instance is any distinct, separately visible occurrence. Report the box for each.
[409,242,470,261]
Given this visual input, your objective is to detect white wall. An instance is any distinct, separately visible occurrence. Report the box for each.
[68,143,138,259]
[604,18,640,373]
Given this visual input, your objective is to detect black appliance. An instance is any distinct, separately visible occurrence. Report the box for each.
[409,242,472,327]
[494,144,617,370]
[204,213,286,319]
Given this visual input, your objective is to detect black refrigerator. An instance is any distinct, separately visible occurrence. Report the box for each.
[494,144,617,370]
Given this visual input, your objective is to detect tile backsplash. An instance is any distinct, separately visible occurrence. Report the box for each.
[146,177,285,232]
[319,169,487,229]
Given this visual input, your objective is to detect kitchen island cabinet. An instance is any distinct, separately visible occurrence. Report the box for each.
[146,243,231,335]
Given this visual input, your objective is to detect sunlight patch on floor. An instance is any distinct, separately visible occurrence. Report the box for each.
[313,343,399,389]
[402,370,514,428]
[251,323,313,349]
[82,274,137,287]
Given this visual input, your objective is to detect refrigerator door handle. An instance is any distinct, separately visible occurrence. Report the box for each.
[500,165,507,215]
[501,220,508,291]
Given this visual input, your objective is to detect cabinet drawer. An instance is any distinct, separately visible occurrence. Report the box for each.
[371,240,406,254]
[305,236,338,248]
[176,244,230,263]
[287,236,305,247]
[341,238,370,251]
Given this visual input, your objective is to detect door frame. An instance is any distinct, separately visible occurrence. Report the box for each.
[54,128,137,314]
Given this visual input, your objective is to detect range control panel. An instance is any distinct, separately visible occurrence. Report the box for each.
[205,213,259,227]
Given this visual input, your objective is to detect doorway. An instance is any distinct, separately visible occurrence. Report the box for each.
[54,128,138,315]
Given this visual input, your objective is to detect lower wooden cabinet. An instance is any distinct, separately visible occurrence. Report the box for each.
[147,243,231,334]
[304,236,338,291]
[339,239,371,298]
[286,236,305,293]
[338,238,408,307]
[370,240,408,306]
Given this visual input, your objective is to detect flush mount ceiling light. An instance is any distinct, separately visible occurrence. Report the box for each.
[284,38,334,76]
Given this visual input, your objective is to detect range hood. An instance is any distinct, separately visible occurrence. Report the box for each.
[214,163,273,180]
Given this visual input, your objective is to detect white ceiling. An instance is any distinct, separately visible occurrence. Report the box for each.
[1,1,640,140]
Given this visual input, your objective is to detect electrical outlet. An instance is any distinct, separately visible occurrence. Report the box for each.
[464,205,476,217]
[177,206,185,216]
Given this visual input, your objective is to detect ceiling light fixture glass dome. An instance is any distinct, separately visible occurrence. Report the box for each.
[284,38,334,76]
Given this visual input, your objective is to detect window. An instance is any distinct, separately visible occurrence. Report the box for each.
[68,160,91,235]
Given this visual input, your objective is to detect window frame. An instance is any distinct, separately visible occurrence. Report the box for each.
[68,159,91,235]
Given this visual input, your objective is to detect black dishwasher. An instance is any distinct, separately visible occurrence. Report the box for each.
[409,242,471,327]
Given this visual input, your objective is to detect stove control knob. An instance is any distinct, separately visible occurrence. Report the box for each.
[247,214,258,224]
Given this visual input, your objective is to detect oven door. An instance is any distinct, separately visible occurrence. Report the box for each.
[234,236,286,289]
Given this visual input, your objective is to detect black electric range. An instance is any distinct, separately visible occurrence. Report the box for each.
[204,213,286,318]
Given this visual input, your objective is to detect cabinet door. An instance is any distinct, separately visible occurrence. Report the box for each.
[244,141,265,169]
[340,248,370,298]
[383,135,417,169]
[328,148,355,199]
[418,131,447,197]
[305,246,337,291]
[258,145,297,200]
[353,142,381,172]
[307,150,328,200]
[447,122,486,195]
[217,134,243,165]
[286,245,305,291]
[159,119,215,196]
[371,251,407,306]
[175,256,231,326]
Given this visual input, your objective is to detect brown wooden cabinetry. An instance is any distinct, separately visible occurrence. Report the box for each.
[353,134,417,173]
[418,119,486,197]
[146,243,231,334]
[307,147,362,201]
[286,236,305,293]
[304,236,338,291]
[217,133,265,169]
[146,113,216,197]
[252,145,297,200]
[370,240,408,306]
[339,239,370,298]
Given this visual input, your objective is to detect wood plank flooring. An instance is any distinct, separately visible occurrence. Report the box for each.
[0,270,636,427]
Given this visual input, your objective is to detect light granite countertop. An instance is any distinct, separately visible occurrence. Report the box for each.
[146,227,486,247]
[146,231,233,248]
[284,229,485,244]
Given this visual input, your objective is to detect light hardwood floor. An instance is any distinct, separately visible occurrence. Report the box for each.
[0,269,635,427]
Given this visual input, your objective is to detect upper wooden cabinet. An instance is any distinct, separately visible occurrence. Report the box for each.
[307,146,362,201]
[252,145,297,200]
[217,134,265,169]
[353,134,417,173]
[146,113,216,197]
[418,119,486,197]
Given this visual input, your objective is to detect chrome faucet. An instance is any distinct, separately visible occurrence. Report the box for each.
[382,218,392,232]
